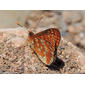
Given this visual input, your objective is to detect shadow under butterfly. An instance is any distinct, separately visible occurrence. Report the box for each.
[47,57,65,71]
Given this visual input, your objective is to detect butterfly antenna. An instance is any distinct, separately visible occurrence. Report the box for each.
[16,22,23,27]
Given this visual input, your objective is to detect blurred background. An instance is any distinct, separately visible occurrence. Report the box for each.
[0,10,85,55]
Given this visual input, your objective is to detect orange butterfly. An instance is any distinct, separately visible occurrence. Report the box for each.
[28,28,61,65]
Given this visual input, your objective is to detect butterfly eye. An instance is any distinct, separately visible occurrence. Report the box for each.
[29,31,34,36]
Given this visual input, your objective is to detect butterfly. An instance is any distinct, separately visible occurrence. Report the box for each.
[28,28,61,66]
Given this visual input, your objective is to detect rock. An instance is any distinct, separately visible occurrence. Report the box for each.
[68,25,75,33]
[68,23,84,33]
[62,11,83,24]
[0,27,85,73]
[0,27,28,48]
[25,11,59,30]
[80,11,85,27]
[57,15,68,32]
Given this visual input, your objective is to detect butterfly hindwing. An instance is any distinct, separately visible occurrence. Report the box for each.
[30,37,55,65]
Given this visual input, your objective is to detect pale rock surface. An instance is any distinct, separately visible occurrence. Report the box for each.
[0,27,85,73]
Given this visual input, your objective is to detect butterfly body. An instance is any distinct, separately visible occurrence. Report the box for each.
[28,28,61,65]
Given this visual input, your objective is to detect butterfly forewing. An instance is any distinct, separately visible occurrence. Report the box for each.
[34,28,61,52]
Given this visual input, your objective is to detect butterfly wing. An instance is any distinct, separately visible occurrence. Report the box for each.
[34,28,61,53]
[28,28,61,65]
[29,37,55,65]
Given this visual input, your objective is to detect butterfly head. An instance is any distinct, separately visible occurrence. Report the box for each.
[28,31,34,36]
